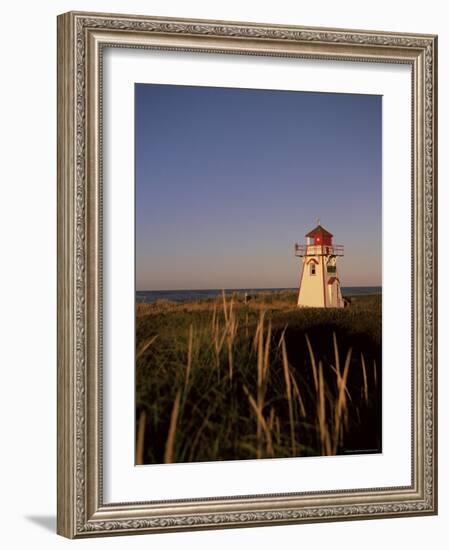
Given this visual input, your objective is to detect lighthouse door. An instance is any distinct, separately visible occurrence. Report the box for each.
[328,278,339,307]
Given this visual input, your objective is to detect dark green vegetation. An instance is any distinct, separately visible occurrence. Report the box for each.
[135,291,381,464]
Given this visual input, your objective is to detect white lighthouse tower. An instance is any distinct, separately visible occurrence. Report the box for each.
[294,223,345,308]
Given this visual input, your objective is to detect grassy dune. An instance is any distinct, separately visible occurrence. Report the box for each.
[135,291,381,464]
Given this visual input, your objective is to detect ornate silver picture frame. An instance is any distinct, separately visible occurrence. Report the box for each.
[57,11,437,538]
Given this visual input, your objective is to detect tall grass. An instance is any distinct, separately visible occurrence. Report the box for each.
[280,335,295,455]
[164,390,181,464]
[136,292,381,464]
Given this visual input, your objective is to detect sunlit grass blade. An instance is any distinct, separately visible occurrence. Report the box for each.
[290,370,306,418]
[305,333,318,392]
[164,390,181,464]
[136,409,146,465]
[243,385,274,457]
[184,324,194,392]
[136,334,158,360]
[281,335,296,455]
[361,352,368,403]
[333,346,353,453]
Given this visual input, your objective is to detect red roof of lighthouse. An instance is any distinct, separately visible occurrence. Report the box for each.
[305,224,333,238]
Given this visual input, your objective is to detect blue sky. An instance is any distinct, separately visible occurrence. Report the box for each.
[135,84,382,290]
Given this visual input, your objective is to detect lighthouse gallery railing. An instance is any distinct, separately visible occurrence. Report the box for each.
[294,244,344,257]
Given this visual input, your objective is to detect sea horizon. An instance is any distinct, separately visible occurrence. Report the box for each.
[136,286,382,304]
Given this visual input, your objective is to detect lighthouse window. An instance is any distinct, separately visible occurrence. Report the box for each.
[327,265,336,273]
[310,264,316,276]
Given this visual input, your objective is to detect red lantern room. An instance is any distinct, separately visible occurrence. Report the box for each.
[305,224,333,246]
[294,221,344,258]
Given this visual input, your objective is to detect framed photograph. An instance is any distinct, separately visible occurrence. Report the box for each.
[57,11,438,538]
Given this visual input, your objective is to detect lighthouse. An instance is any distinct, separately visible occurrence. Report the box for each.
[294,223,345,308]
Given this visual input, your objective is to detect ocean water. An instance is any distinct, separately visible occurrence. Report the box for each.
[136,287,381,304]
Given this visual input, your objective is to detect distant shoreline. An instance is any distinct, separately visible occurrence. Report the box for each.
[136,287,382,304]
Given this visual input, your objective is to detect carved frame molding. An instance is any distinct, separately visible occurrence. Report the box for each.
[57,11,437,538]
